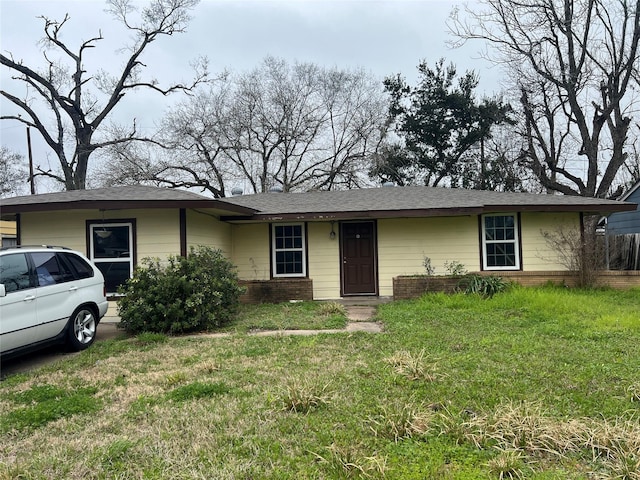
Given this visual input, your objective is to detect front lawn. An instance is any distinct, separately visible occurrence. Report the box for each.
[1,286,639,479]
[227,300,349,332]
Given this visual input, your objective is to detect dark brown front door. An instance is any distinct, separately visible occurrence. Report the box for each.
[341,221,377,295]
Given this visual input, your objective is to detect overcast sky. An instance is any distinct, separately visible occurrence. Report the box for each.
[0,0,502,188]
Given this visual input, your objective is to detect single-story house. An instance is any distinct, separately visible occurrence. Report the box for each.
[1,185,636,301]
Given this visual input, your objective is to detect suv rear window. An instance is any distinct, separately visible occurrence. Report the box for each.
[31,252,75,286]
[62,252,94,279]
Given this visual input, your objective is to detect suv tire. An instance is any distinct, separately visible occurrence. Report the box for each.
[67,306,98,351]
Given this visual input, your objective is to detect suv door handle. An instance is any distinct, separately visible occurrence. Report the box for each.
[23,295,36,302]
[68,286,78,292]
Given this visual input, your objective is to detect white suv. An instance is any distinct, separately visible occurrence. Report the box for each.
[0,246,109,358]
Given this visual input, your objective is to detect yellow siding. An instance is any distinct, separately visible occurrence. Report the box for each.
[231,223,270,280]
[307,222,341,299]
[520,212,580,270]
[377,217,480,296]
[19,208,238,262]
[20,211,91,252]
[134,210,181,259]
[186,210,232,255]
[19,209,183,260]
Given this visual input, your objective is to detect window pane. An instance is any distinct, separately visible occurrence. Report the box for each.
[275,251,303,275]
[0,253,32,293]
[486,243,516,267]
[506,228,515,240]
[485,217,495,229]
[93,225,130,259]
[96,262,131,293]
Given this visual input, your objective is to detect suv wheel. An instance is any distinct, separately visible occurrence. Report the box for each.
[67,306,97,351]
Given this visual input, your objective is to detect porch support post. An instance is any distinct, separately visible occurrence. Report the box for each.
[179,208,187,257]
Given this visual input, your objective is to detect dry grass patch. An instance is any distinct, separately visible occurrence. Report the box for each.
[317,301,347,316]
[384,349,440,381]
[486,449,525,479]
[444,400,640,478]
[367,399,435,442]
[627,383,640,403]
[311,443,387,479]
[279,378,332,413]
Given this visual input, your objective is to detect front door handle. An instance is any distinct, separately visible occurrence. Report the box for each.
[23,295,36,302]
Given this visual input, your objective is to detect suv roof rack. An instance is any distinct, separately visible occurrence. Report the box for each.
[0,245,72,252]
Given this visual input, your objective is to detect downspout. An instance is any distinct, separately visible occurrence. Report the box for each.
[603,217,609,270]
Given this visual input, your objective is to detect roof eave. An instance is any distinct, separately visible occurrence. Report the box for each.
[0,199,257,216]
[483,203,638,215]
[221,203,636,222]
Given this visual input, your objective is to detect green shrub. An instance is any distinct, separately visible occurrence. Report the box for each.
[460,274,508,298]
[117,246,245,335]
[444,260,467,277]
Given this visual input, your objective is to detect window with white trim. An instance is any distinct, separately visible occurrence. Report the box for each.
[272,223,306,277]
[89,222,134,294]
[482,214,520,270]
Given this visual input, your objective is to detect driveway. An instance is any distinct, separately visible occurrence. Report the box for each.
[0,322,126,379]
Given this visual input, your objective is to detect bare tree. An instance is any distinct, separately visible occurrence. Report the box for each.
[125,57,389,196]
[0,0,207,190]
[450,0,640,198]
[0,146,28,197]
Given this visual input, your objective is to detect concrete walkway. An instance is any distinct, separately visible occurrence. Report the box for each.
[98,303,383,340]
[248,305,383,336]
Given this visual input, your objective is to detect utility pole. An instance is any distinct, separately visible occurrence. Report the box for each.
[26,126,35,194]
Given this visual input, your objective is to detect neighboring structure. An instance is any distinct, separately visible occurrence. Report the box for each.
[607,180,640,235]
[606,180,640,270]
[0,220,17,247]
[1,185,636,300]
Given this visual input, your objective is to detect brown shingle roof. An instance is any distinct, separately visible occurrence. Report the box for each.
[220,185,636,220]
[1,185,635,219]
